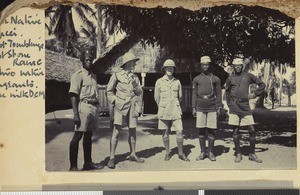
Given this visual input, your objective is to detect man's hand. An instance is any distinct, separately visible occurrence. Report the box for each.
[192,108,197,117]
[217,107,222,117]
[130,75,139,88]
[248,93,256,99]
[74,114,81,127]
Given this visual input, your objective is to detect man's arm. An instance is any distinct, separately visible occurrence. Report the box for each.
[70,93,81,126]
[224,77,232,106]
[106,73,118,104]
[191,77,198,108]
[69,72,81,126]
[215,77,223,108]
[191,77,197,116]
[154,80,160,105]
[178,80,182,103]
[131,74,143,96]
[250,73,266,98]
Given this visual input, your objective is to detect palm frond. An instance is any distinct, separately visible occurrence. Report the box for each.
[78,3,97,19]
[73,6,92,27]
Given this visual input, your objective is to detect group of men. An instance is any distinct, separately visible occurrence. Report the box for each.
[68,49,265,171]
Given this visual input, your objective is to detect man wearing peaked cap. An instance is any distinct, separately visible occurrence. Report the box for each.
[106,52,144,169]
[68,48,103,171]
[154,59,190,162]
[225,56,266,163]
[192,55,223,162]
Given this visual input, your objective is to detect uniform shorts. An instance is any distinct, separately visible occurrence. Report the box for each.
[114,107,138,128]
[158,119,183,131]
[196,111,217,129]
[76,101,99,132]
[228,114,255,126]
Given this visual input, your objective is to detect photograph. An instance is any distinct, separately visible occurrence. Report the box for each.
[44,3,296,172]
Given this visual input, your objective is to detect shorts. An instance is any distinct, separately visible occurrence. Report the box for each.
[114,107,137,128]
[76,101,99,132]
[228,114,255,126]
[158,119,183,131]
[196,111,217,129]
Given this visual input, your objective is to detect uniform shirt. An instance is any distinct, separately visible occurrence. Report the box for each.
[154,75,182,120]
[69,68,99,102]
[106,70,142,116]
[192,73,222,112]
[225,72,265,116]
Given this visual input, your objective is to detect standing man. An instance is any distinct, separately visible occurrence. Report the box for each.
[69,49,103,171]
[154,59,190,162]
[192,56,223,161]
[106,52,145,169]
[225,57,265,163]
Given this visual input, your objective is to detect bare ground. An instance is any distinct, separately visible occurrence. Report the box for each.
[46,106,297,172]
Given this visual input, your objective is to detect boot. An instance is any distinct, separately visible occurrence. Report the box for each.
[82,132,103,170]
[69,138,79,171]
[207,134,216,161]
[249,153,262,163]
[233,134,242,163]
[69,143,79,171]
[249,135,262,163]
[83,132,92,165]
[163,136,171,161]
[177,137,190,162]
[109,137,118,165]
[235,153,242,163]
[196,135,206,161]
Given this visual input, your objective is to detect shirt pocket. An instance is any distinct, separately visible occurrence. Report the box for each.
[160,85,169,98]
[171,84,179,97]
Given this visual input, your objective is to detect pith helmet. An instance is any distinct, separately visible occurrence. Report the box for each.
[162,59,176,69]
[121,52,139,67]
[200,56,211,64]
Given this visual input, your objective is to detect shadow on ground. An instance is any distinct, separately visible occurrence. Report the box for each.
[46,108,296,147]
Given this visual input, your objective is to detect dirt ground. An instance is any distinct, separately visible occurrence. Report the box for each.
[46,105,297,172]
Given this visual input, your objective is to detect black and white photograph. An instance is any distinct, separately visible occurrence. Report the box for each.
[45,3,296,172]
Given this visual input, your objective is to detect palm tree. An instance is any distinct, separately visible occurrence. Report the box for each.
[45,3,96,57]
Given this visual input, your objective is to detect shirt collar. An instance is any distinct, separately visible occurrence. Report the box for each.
[81,67,94,76]
[162,75,175,81]
[200,72,212,76]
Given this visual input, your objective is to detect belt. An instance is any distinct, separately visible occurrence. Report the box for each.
[82,99,99,106]
[231,96,249,103]
[199,94,215,100]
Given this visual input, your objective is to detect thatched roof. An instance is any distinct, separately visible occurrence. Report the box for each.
[46,49,82,83]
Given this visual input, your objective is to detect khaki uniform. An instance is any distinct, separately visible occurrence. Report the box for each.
[154,75,183,131]
[106,70,142,128]
[69,68,99,132]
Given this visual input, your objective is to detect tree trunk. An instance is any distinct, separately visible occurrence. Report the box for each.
[279,63,283,106]
[287,85,291,106]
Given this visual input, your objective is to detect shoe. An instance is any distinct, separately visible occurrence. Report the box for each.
[69,166,79,171]
[249,153,262,163]
[235,153,242,163]
[208,152,216,161]
[107,158,115,169]
[82,162,104,170]
[178,154,190,162]
[196,152,206,161]
[164,153,171,161]
[128,155,145,163]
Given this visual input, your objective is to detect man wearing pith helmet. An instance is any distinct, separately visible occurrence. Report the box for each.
[225,56,265,163]
[154,59,190,162]
[106,52,144,169]
[68,48,103,171]
[192,55,223,162]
